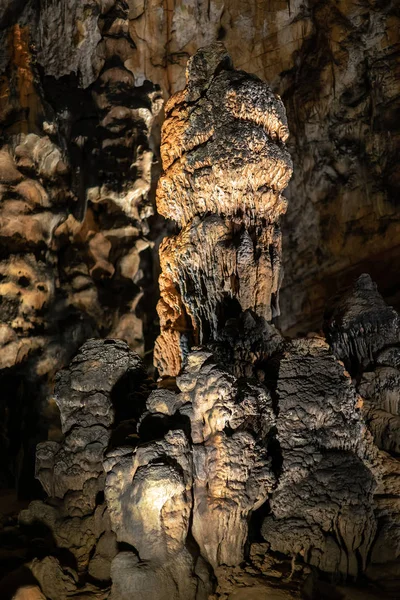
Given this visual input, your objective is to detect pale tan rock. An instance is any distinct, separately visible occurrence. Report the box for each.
[12,586,46,600]
[104,428,193,561]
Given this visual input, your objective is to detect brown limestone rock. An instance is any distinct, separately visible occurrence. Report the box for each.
[125,0,400,335]
[0,1,163,490]
[154,43,292,377]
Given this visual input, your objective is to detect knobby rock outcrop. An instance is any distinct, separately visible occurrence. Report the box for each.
[0,1,162,488]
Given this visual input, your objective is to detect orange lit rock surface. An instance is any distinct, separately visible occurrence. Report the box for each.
[125,0,400,334]
[154,43,292,376]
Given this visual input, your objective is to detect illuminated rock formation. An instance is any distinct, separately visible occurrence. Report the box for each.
[3,35,400,600]
[104,348,275,599]
[154,43,293,377]
[100,45,382,600]
[125,0,400,335]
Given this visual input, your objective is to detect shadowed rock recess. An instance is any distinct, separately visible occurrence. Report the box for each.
[2,43,399,600]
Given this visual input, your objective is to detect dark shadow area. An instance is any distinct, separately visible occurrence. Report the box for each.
[138,412,191,444]
[0,368,47,499]
[0,565,42,600]
[216,295,242,332]
[247,499,271,546]
[19,518,78,571]
[110,367,149,425]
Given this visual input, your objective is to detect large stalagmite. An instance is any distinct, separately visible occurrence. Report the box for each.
[101,45,382,600]
[154,43,293,377]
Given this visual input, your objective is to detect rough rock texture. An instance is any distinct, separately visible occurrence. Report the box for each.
[104,349,276,598]
[262,336,377,578]
[154,43,292,376]
[16,339,149,598]
[0,14,398,600]
[1,0,399,496]
[124,0,400,334]
[0,1,163,488]
[93,46,396,600]
[325,273,400,374]
[324,275,400,594]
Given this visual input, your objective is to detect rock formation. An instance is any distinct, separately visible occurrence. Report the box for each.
[324,274,400,595]
[154,43,292,376]
[120,0,400,334]
[99,45,397,600]
[16,338,149,599]
[13,44,396,600]
[0,16,399,600]
[0,2,162,488]
[1,0,399,504]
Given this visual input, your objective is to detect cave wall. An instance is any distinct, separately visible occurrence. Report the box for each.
[0,0,163,487]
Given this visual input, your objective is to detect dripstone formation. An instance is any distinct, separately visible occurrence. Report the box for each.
[154,44,293,377]
[3,44,400,600]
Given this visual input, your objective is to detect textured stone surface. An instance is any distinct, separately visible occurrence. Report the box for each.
[324,274,400,373]
[0,8,399,598]
[262,336,377,578]
[324,274,400,595]
[124,0,400,333]
[16,339,148,597]
[104,348,276,597]
[1,0,399,495]
[0,1,162,488]
[154,43,292,376]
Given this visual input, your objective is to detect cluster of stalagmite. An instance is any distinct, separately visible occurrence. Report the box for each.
[324,275,400,593]
[3,43,400,600]
[154,43,293,377]
[17,338,149,599]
